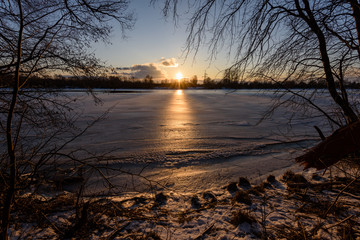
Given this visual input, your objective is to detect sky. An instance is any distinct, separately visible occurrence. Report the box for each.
[92,1,230,81]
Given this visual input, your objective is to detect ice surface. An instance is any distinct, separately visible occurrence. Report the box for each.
[33,89,330,193]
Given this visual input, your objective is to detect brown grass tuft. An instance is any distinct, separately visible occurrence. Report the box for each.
[232,190,252,205]
[227,182,239,193]
[238,177,251,189]
[282,171,308,184]
[230,209,256,226]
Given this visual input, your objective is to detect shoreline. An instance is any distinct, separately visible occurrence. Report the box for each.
[11,166,360,239]
[79,151,303,196]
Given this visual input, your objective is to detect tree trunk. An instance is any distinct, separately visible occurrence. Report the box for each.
[1,1,23,239]
[296,0,358,124]
[348,0,360,61]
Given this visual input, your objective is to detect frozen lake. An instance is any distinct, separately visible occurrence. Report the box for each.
[64,89,325,193]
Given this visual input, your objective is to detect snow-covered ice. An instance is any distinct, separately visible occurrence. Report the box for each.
[60,89,328,194]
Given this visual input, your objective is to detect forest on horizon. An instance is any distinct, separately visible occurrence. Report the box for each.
[2,74,360,90]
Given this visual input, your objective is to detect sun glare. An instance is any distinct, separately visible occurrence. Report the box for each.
[176,72,183,81]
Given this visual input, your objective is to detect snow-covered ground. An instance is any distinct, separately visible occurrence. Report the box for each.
[9,167,360,239]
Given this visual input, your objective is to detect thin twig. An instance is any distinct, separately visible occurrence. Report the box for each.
[323,175,360,218]
[324,215,354,230]
[107,222,131,240]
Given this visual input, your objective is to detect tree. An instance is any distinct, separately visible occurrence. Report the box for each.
[221,68,239,87]
[203,76,217,88]
[156,0,360,126]
[190,75,198,86]
[0,1,134,238]
[144,74,154,84]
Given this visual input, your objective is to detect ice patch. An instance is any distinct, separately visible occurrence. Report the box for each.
[207,120,251,126]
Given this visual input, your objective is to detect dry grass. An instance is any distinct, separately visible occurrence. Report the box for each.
[14,193,76,226]
[282,170,308,184]
[339,219,358,240]
[3,168,360,239]
[267,175,276,183]
[271,223,319,240]
[202,191,217,203]
[119,229,162,240]
[238,177,251,189]
[226,182,239,193]
[154,192,167,205]
[176,210,196,224]
[248,187,263,196]
[230,209,257,226]
[191,195,202,209]
[232,190,252,205]
[296,196,346,218]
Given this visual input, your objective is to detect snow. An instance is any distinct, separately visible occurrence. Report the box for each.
[9,168,360,239]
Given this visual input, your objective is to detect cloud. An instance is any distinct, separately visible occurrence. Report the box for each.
[115,63,166,79]
[116,67,131,71]
[131,63,165,79]
[115,58,179,79]
[160,57,178,67]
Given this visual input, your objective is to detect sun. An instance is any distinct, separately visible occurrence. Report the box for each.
[176,72,183,81]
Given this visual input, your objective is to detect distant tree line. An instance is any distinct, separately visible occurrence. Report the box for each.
[1,74,360,90]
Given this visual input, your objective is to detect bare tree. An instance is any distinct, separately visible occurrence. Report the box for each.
[155,0,360,126]
[221,68,240,87]
[0,1,134,239]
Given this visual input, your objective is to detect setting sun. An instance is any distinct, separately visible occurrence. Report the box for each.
[175,72,183,81]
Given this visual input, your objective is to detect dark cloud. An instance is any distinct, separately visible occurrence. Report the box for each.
[160,58,178,67]
[116,58,179,79]
[116,63,166,79]
[116,67,131,70]
[132,64,165,79]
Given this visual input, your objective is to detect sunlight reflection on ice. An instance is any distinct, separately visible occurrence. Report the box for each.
[158,90,197,152]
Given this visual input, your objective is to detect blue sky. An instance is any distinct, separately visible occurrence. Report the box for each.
[92,1,229,80]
